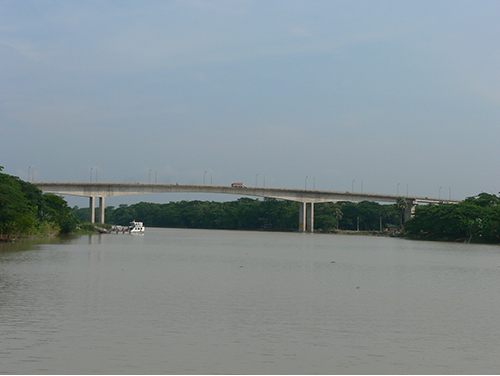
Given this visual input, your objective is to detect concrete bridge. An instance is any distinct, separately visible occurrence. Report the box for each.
[34,182,461,232]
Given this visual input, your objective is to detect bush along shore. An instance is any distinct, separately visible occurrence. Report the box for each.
[404,192,500,243]
[1,167,79,241]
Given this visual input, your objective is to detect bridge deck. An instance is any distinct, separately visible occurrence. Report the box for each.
[33,182,460,205]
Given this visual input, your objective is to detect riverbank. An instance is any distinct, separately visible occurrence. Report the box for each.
[0,234,19,242]
[317,229,402,237]
[0,223,101,243]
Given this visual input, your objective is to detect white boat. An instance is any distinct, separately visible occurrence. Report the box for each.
[129,220,145,233]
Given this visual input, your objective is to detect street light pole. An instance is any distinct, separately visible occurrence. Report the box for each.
[90,167,93,182]
[305,176,308,189]
[352,179,355,193]
[204,171,207,185]
[256,173,259,187]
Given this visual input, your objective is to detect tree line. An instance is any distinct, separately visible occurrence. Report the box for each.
[405,192,500,243]
[72,192,500,243]
[0,167,78,236]
[72,198,405,232]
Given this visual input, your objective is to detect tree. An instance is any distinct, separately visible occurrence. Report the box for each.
[0,173,33,234]
[43,194,78,233]
[396,197,408,227]
[314,203,343,231]
[404,194,500,243]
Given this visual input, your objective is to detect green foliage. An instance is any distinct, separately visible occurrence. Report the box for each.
[0,170,79,236]
[315,203,343,230]
[0,172,37,234]
[43,194,78,233]
[72,205,91,222]
[396,197,408,225]
[318,201,401,231]
[405,193,500,243]
[100,198,299,231]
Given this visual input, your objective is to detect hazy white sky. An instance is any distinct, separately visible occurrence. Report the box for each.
[2,0,500,206]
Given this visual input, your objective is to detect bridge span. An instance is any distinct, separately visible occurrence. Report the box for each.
[34,182,461,232]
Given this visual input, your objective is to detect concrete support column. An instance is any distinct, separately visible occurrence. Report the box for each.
[299,202,306,232]
[299,202,314,233]
[89,196,95,223]
[99,197,105,224]
[306,202,314,233]
[404,201,417,223]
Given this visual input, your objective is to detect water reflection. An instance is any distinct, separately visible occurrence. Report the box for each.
[87,233,106,244]
[0,235,77,254]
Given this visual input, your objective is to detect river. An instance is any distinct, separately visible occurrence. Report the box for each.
[1,228,499,374]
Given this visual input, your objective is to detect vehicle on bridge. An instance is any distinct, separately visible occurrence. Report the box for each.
[231,182,246,188]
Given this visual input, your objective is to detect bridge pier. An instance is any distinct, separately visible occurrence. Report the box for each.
[99,197,105,224]
[89,196,105,224]
[299,202,314,233]
[89,197,95,223]
[404,201,417,223]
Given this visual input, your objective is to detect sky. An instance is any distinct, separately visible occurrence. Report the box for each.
[2,0,500,207]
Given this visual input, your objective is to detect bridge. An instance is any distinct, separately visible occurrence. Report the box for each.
[34,182,461,232]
